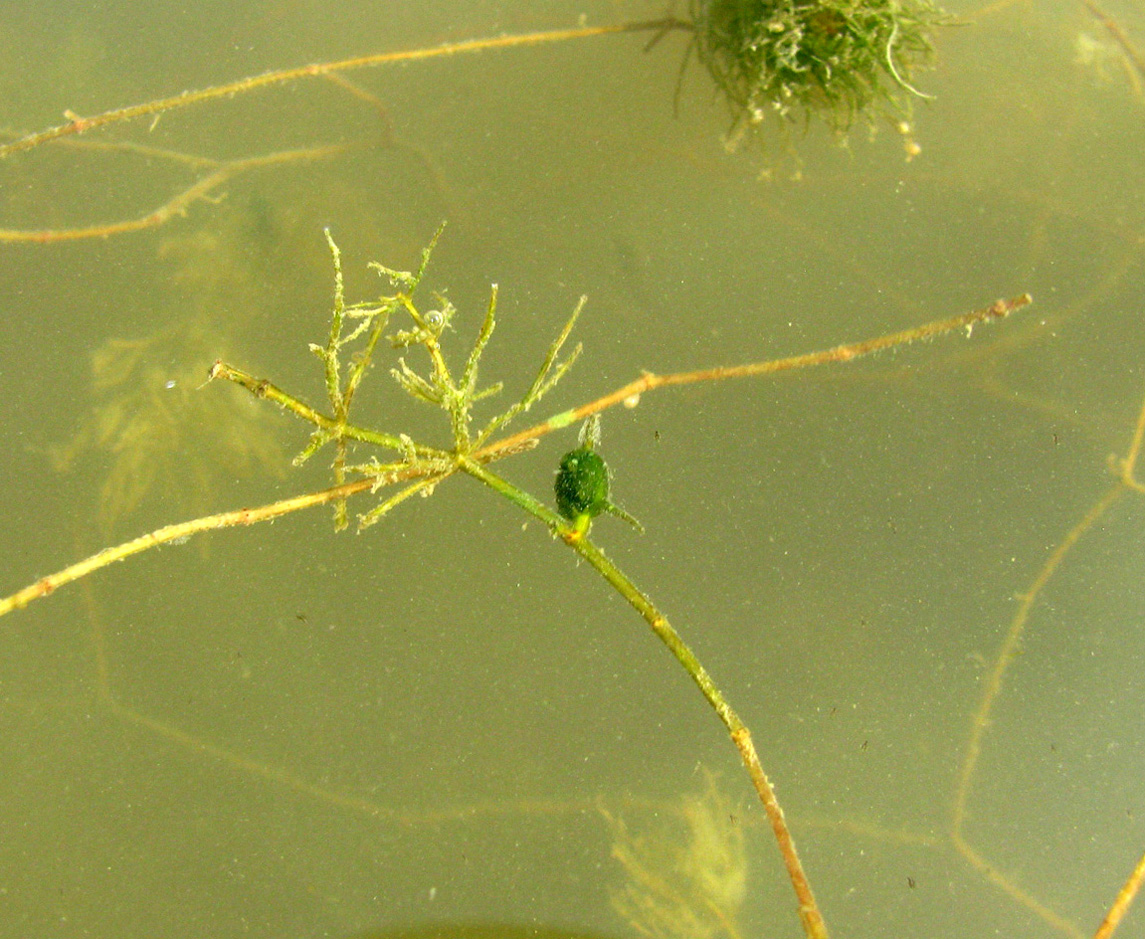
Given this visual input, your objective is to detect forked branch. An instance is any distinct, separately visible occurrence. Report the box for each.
[0,238,1029,619]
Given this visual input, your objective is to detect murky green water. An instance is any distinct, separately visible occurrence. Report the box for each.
[2,1,1143,937]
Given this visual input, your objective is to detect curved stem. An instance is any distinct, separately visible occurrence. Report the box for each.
[1096,848,1145,939]
[0,143,350,244]
[460,458,829,939]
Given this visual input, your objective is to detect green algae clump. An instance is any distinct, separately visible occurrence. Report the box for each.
[555,444,611,523]
[690,0,946,137]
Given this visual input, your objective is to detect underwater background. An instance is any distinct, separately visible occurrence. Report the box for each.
[1,1,1143,937]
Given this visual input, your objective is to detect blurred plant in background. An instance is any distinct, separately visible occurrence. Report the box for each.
[46,198,295,536]
[47,324,285,537]
[603,773,748,939]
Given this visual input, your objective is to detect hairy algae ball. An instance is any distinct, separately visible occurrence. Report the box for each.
[555,445,611,522]
[690,0,945,135]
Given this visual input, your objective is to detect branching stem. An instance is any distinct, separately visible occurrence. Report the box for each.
[2,294,1029,619]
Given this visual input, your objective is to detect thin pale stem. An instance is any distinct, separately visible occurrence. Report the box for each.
[1117,376,1145,489]
[951,484,1126,841]
[1078,0,1145,80]
[207,360,440,457]
[950,377,1145,935]
[0,20,690,160]
[0,479,373,617]
[0,143,348,244]
[475,296,584,447]
[321,228,347,412]
[474,294,1032,463]
[570,532,828,939]
[462,285,499,395]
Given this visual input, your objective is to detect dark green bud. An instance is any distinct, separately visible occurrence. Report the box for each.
[554,445,610,521]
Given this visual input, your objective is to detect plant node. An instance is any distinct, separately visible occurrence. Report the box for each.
[213,227,585,532]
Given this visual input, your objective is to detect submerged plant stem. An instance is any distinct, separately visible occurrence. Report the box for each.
[0,144,348,244]
[206,360,436,456]
[0,20,690,160]
[476,294,1032,463]
[571,533,829,939]
[460,458,829,939]
[0,479,375,616]
[0,295,1029,619]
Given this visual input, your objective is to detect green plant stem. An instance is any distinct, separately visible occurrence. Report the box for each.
[460,458,829,939]
[207,360,441,457]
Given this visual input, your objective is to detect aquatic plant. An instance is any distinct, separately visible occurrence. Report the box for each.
[0,223,1031,938]
[690,0,945,136]
[604,773,748,939]
[0,8,947,252]
[47,326,284,537]
[4,6,1145,936]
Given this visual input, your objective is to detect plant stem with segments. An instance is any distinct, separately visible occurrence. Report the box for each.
[460,456,830,939]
